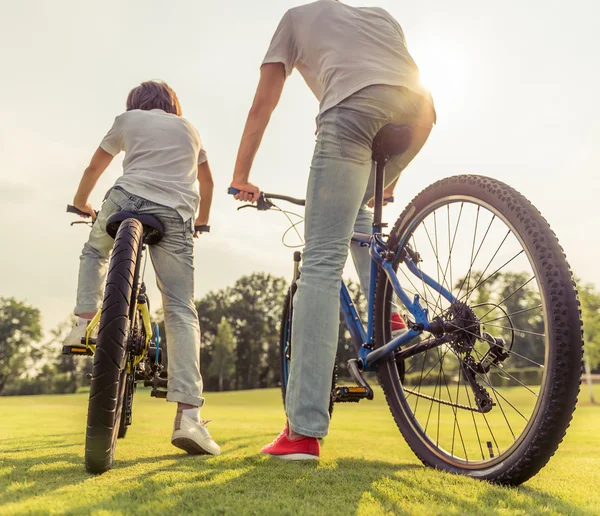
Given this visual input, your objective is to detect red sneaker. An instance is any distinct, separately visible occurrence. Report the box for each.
[260,424,320,460]
[391,312,408,332]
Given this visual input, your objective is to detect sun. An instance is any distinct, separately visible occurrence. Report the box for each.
[412,45,469,109]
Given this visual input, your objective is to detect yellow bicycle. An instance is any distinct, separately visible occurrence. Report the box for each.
[65,206,167,474]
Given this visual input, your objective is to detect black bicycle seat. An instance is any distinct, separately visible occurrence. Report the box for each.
[372,124,413,162]
[106,211,164,245]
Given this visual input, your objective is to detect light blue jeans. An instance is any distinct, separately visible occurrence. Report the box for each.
[286,85,435,438]
[75,187,204,407]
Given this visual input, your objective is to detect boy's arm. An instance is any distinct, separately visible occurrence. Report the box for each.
[230,63,286,202]
[73,147,114,220]
[194,160,214,237]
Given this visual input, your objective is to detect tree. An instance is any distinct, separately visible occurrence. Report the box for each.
[207,318,236,391]
[580,282,600,370]
[0,298,42,394]
[226,273,287,390]
[579,282,600,404]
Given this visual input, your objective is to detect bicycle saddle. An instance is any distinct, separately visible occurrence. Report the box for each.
[372,124,413,162]
[106,211,164,245]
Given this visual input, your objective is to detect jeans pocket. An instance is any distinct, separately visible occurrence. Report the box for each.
[159,215,192,255]
[334,106,391,163]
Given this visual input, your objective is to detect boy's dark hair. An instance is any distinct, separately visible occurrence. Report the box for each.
[126,81,182,116]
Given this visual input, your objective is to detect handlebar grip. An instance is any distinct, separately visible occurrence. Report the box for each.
[66,205,91,217]
[228,187,241,195]
[385,196,394,203]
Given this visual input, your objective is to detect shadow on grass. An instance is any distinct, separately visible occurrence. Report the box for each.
[0,433,587,515]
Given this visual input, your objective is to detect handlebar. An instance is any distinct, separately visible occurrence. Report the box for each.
[66,205,98,218]
[228,187,305,211]
[227,187,392,211]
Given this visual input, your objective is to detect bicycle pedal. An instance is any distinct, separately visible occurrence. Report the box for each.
[144,378,168,389]
[333,386,370,403]
[346,359,374,400]
[62,345,93,356]
[151,389,167,399]
[79,337,97,345]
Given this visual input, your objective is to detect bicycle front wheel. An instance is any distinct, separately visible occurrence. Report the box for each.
[374,175,583,485]
[85,219,143,474]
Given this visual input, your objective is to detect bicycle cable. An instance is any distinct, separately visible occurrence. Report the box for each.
[271,203,305,249]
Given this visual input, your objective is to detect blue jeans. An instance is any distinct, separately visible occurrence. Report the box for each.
[75,187,204,407]
[286,85,435,437]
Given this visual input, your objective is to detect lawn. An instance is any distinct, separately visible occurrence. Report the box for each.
[0,386,599,515]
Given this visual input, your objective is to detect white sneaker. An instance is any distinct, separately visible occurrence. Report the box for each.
[171,412,221,456]
[63,319,93,348]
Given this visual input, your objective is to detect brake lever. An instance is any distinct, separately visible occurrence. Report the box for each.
[237,204,257,211]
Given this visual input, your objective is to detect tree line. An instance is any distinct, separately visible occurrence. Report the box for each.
[1,273,599,397]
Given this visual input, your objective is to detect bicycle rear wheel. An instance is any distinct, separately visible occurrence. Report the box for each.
[374,175,583,485]
[85,219,143,474]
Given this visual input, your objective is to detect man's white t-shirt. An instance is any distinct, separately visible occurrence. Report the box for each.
[100,109,207,222]
[263,0,434,117]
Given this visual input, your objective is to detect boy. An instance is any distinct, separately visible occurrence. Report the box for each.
[65,80,220,455]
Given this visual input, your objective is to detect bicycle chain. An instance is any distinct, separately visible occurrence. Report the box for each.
[403,387,484,413]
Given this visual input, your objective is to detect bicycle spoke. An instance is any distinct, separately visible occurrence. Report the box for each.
[480,304,543,325]
[458,352,529,425]
[477,276,537,322]
[461,247,525,306]
[462,374,487,460]
[437,346,469,460]
[456,205,481,301]
[481,322,545,338]
[472,348,539,397]
[445,323,545,368]
[412,234,434,315]
[455,212,496,300]
[421,219,453,311]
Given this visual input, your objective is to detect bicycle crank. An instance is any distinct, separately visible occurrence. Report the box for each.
[332,359,374,403]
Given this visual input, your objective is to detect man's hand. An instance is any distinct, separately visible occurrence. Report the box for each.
[230,181,260,203]
[74,201,97,221]
[367,187,394,209]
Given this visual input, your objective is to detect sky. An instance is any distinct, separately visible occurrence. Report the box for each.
[0,0,599,336]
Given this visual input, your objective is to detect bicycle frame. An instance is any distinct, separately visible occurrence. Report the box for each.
[339,161,458,371]
[83,279,154,370]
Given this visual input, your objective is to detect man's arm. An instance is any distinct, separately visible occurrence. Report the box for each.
[194,160,214,237]
[73,147,114,220]
[230,63,286,202]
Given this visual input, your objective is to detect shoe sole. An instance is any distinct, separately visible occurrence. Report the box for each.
[171,436,219,456]
[261,452,319,460]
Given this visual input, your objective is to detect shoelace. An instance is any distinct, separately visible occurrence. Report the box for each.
[266,427,288,447]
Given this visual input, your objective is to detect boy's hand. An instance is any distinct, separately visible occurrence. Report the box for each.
[75,201,97,221]
[230,181,260,203]
[193,217,208,238]
[367,187,394,208]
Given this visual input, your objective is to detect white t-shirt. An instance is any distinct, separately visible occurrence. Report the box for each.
[100,109,207,222]
[263,0,434,116]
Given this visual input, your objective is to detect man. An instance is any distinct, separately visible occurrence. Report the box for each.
[230,0,436,460]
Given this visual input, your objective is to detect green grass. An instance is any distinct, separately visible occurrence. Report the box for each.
[1,387,599,515]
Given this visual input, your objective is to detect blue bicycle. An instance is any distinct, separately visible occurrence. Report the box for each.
[230,124,583,485]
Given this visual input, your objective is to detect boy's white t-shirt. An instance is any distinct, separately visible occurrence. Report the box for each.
[100,108,207,222]
[263,0,434,117]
